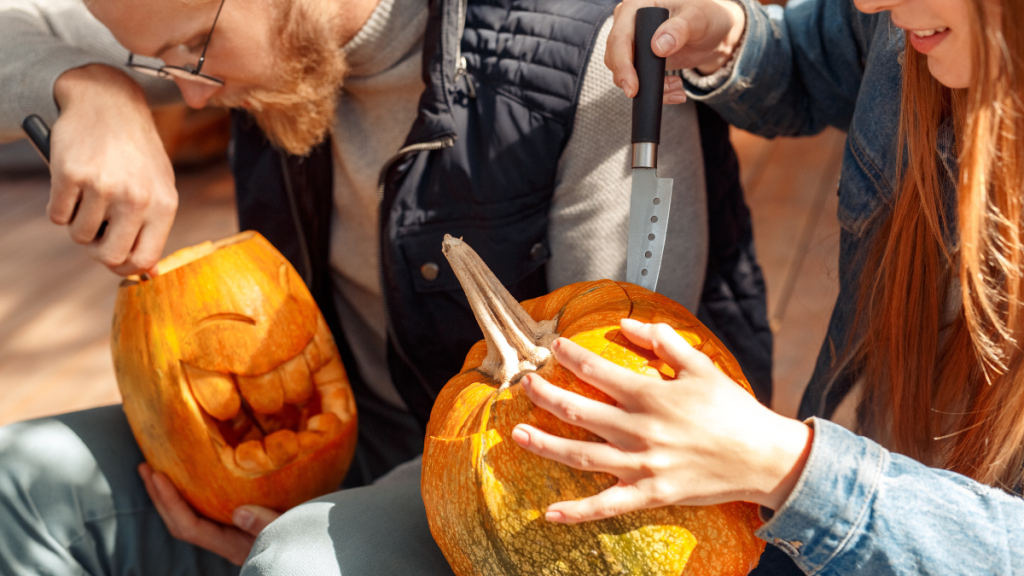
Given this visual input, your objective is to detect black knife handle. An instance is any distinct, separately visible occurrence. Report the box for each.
[631,7,669,145]
[22,114,51,164]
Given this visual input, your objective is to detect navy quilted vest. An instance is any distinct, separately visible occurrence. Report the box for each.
[229,0,773,438]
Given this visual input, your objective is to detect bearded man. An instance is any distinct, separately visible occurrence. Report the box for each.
[0,0,773,572]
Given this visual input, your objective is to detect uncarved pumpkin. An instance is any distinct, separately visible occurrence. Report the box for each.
[112,231,357,523]
[422,236,765,576]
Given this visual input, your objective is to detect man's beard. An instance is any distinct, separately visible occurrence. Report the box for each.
[217,0,348,156]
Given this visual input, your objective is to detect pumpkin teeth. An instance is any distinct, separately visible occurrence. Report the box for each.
[279,354,314,404]
[319,384,356,420]
[236,370,287,414]
[264,430,301,467]
[183,363,242,421]
[186,314,354,475]
[235,438,274,472]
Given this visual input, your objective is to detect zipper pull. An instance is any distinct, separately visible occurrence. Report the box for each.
[454,56,477,99]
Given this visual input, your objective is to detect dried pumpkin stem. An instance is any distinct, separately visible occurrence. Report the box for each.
[442,235,558,389]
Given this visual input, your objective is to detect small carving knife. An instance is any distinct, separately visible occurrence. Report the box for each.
[627,7,673,293]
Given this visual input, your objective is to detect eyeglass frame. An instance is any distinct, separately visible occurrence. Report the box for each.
[125,0,227,86]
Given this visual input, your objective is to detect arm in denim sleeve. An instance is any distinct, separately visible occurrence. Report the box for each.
[0,0,180,142]
[758,418,1024,575]
[687,0,882,137]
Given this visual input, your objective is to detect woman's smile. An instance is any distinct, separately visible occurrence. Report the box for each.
[906,26,952,53]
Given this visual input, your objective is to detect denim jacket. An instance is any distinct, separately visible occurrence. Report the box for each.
[687,0,1024,573]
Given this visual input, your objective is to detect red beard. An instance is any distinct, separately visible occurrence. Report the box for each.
[216,0,348,156]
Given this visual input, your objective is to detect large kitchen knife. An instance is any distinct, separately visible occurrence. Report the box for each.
[627,7,673,293]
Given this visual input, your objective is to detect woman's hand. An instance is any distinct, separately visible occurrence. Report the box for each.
[49,64,178,276]
[511,318,812,524]
[605,0,746,104]
[138,463,281,565]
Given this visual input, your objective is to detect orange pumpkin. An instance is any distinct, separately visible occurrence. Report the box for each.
[112,231,357,523]
[422,236,765,576]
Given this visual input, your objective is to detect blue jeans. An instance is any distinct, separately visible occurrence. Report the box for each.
[0,406,238,575]
[0,406,454,575]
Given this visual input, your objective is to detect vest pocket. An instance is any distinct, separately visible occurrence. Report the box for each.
[396,202,551,295]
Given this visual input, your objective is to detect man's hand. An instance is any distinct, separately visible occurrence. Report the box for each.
[138,463,281,566]
[50,64,178,276]
[605,0,746,104]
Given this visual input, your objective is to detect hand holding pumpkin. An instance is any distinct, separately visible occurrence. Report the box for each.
[138,463,280,566]
[512,318,814,523]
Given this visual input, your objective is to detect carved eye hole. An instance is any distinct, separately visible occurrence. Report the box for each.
[198,312,257,326]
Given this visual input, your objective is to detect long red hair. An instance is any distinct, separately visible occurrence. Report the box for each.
[853,0,1024,489]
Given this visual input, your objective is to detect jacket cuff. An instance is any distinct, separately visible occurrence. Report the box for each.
[754,418,888,573]
[683,0,788,122]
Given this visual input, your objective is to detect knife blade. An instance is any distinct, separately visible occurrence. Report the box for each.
[626,7,674,293]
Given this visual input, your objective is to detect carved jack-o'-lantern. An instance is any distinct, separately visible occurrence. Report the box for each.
[112,231,357,523]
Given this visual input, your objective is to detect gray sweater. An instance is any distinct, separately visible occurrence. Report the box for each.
[0,0,708,409]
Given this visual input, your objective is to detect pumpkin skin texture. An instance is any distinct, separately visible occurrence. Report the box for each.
[112,231,357,523]
[422,237,765,576]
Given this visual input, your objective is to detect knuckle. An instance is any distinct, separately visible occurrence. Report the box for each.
[92,185,115,203]
[652,323,676,339]
[557,399,583,422]
[131,252,160,272]
[578,357,597,377]
[647,479,674,506]
[595,502,621,519]
[122,190,148,211]
[569,449,592,469]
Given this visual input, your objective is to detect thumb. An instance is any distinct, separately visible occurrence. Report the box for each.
[231,505,281,536]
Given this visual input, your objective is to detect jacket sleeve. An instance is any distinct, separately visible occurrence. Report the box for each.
[758,417,1024,575]
[0,0,179,142]
[687,0,879,137]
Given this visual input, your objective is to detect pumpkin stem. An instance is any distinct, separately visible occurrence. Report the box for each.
[443,235,558,389]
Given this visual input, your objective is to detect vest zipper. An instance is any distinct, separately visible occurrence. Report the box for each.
[452,0,475,98]
[454,56,477,98]
[376,136,456,403]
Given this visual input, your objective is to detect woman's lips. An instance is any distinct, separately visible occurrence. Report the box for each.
[907,27,951,54]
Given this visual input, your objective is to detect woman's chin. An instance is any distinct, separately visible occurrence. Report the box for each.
[927,57,970,89]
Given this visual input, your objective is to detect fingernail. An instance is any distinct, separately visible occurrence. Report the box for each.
[233,507,255,530]
[551,339,562,352]
[666,92,687,104]
[655,33,675,55]
[620,80,631,98]
[545,510,566,523]
[520,374,532,389]
[621,318,642,328]
[511,427,530,446]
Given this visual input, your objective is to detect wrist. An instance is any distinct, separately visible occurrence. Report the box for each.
[54,64,147,113]
[750,416,813,511]
[696,0,746,75]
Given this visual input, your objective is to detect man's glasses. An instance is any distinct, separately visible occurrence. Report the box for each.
[126,0,226,86]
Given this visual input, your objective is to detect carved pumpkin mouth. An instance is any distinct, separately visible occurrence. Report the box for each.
[182,315,354,475]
